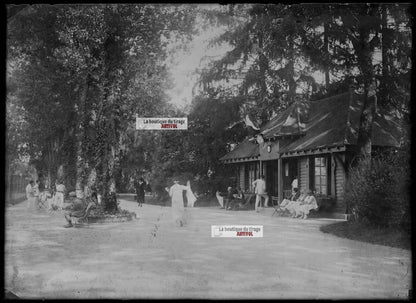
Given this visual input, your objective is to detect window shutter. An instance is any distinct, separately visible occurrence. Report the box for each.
[327,155,331,195]
[309,156,314,192]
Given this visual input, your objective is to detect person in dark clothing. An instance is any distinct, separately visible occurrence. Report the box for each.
[135,177,146,207]
[219,186,237,210]
[228,186,245,210]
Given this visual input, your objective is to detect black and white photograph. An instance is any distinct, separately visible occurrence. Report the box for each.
[5,3,412,299]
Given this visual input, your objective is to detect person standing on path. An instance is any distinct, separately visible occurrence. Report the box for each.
[54,180,66,210]
[33,180,40,209]
[165,179,190,227]
[135,177,146,207]
[25,180,35,210]
[252,175,269,212]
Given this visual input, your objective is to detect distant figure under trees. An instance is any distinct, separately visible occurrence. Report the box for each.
[135,177,147,207]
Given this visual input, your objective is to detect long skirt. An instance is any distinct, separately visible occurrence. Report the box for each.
[27,197,36,210]
[171,198,186,226]
[298,203,318,215]
[285,201,302,215]
[54,192,64,209]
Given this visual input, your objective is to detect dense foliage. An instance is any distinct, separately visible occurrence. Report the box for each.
[7,4,411,209]
[345,150,410,233]
[7,4,197,207]
[197,4,411,164]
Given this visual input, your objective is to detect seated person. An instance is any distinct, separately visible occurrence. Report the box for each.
[279,188,304,215]
[289,190,309,217]
[228,187,245,210]
[218,186,237,210]
[286,188,300,203]
[294,190,318,219]
[64,192,98,228]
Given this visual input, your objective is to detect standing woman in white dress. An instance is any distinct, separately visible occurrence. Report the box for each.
[165,179,191,227]
[54,180,66,210]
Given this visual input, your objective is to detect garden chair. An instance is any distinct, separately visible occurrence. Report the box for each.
[271,196,283,216]
[284,190,292,199]
[38,191,49,209]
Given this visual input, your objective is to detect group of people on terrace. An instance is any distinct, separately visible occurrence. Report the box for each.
[218,175,318,219]
[277,188,318,219]
[217,175,269,212]
[217,186,250,211]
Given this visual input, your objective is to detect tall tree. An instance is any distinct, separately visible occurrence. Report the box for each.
[7,4,197,206]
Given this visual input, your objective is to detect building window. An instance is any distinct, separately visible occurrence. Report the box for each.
[314,157,327,195]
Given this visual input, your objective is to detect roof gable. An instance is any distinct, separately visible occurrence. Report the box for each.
[219,140,259,162]
[220,91,402,161]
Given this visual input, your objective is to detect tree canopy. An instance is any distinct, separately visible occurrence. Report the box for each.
[6,4,411,202]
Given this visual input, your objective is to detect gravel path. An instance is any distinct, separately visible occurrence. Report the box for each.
[4,199,411,299]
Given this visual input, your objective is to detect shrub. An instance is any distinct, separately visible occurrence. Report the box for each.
[345,151,410,232]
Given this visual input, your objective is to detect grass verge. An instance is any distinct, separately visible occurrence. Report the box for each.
[320,221,411,250]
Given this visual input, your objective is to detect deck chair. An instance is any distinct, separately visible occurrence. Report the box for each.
[271,196,283,216]
[272,190,295,216]
[38,191,49,209]
[216,191,224,208]
[284,190,292,199]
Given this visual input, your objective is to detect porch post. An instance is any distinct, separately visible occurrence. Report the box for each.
[259,160,262,177]
[277,155,283,202]
[330,153,336,197]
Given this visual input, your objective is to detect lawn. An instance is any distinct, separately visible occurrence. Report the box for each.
[320,221,411,250]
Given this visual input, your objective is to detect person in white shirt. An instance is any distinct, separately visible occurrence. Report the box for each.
[291,176,298,195]
[252,175,269,212]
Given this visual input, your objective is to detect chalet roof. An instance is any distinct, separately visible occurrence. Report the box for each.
[278,91,402,154]
[260,104,304,139]
[219,140,259,162]
[220,91,402,161]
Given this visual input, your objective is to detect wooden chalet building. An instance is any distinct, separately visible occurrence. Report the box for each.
[219,91,402,214]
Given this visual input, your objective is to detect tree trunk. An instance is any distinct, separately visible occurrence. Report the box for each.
[323,22,330,89]
[353,29,377,167]
[258,31,270,124]
[340,7,379,168]
[76,77,90,195]
[288,36,296,105]
[355,88,376,167]
[380,4,389,108]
